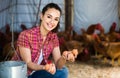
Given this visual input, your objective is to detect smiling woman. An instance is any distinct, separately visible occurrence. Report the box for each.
[40,8,61,33]
[11,3,78,78]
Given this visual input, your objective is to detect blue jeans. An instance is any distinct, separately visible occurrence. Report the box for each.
[28,66,68,78]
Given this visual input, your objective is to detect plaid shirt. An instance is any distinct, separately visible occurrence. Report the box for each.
[12,26,59,75]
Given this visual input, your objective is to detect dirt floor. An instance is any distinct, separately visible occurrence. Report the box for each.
[66,56,120,78]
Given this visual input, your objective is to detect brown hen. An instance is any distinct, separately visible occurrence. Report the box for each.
[93,35,120,66]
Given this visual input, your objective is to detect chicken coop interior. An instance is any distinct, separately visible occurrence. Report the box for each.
[0,0,120,78]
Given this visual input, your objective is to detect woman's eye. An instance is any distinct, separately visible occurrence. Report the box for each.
[47,16,51,18]
[55,18,59,21]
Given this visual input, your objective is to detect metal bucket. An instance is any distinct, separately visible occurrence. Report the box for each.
[0,61,27,78]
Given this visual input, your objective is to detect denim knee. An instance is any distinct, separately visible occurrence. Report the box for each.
[28,70,53,78]
[54,66,69,78]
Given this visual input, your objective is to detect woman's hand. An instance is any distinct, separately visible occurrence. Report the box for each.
[44,63,56,74]
[62,49,78,62]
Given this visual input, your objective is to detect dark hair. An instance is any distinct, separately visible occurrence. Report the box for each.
[40,3,62,32]
[42,3,62,15]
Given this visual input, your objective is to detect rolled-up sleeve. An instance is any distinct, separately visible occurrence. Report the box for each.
[53,33,59,47]
[17,31,30,48]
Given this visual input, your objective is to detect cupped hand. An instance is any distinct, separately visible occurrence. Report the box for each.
[62,49,78,62]
[44,63,56,74]
[67,51,75,62]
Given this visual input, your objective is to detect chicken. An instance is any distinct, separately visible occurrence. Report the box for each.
[86,24,99,34]
[95,23,109,41]
[0,31,6,61]
[58,36,67,52]
[80,27,97,56]
[20,24,27,31]
[72,29,83,41]
[2,41,17,61]
[4,24,12,43]
[57,26,73,41]
[4,24,19,43]
[0,31,6,48]
[81,28,95,43]
[81,23,104,42]
[65,40,84,54]
[93,34,120,66]
[98,22,120,42]
[93,35,109,57]
[106,22,120,42]
[77,48,91,62]
[106,42,120,66]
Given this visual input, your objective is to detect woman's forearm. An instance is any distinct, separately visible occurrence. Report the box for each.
[56,55,66,69]
[27,62,45,71]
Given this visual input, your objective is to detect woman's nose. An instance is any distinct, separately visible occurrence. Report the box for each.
[50,19,54,23]
[49,19,55,25]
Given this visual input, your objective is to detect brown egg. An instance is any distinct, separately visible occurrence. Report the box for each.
[72,49,78,58]
[45,64,50,71]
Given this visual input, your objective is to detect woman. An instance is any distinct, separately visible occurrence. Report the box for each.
[12,3,77,78]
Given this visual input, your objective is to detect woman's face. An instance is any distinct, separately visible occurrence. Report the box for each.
[40,8,60,32]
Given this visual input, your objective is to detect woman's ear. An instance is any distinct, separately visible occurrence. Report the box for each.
[39,13,43,20]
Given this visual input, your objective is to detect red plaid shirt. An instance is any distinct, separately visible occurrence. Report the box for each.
[12,26,59,75]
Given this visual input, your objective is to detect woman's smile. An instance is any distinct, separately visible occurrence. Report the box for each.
[47,22,54,28]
